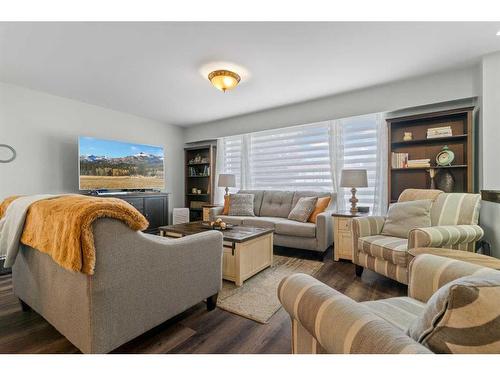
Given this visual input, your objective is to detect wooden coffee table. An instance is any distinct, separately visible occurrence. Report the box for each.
[159,222,274,286]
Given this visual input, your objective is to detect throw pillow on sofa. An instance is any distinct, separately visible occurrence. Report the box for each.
[381,199,432,238]
[407,270,500,353]
[288,196,318,222]
[308,196,331,223]
[228,194,255,216]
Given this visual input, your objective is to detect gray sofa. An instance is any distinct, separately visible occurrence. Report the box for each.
[12,218,223,353]
[209,190,335,253]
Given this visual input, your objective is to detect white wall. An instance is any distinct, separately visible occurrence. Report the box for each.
[478,52,500,258]
[0,82,184,217]
[185,66,480,142]
[481,52,500,190]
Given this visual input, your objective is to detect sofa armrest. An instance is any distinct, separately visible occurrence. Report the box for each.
[278,273,431,354]
[352,216,386,238]
[408,253,490,303]
[315,210,333,251]
[351,216,386,264]
[208,206,224,221]
[408,225,484,251]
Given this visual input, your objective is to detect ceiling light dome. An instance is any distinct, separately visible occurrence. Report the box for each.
[208,70,241,92]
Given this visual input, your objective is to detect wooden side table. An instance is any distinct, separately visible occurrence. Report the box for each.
[332,211,370,261]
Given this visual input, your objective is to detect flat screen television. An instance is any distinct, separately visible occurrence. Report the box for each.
[78,136,165,191]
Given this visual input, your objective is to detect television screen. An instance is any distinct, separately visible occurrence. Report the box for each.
[78,136,165,190]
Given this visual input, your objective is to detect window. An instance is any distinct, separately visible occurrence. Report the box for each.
[217,114,382,211]
[221,135,243,189]
[249,122,332,191]
[340,114,378,211]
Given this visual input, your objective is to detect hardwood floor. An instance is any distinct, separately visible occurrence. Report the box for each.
[0,251,406,354]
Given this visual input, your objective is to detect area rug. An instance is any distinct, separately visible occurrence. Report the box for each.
[217,255,323,324]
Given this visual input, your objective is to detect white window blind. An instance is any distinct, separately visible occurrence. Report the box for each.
[218,115,381,211]
[222,136,243,189]
[249,122,332,191]
[341,115,378,211]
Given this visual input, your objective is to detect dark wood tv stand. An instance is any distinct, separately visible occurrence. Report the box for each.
[84,191,169,234]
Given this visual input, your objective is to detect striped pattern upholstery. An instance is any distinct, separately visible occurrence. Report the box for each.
[356,251,408,284]
[398,189,443,203]
[407,256,500,353]
[358,235,408,266]
[279,254,500,354]
[351,190,484,285]
[408,254,488,303]
[351,216,385,265]
[430,193,481,226]
[362,297,425,331]
[277,273,432,354]
[409,225,484,252]
[352,216,408,284]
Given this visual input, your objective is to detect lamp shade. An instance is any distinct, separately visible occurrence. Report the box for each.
[340,169,368,188]
[218,174,236,188]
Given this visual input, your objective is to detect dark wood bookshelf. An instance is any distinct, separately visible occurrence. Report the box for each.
[387,107,474,204]
[185,144,216,221]
[391,134,467,147]
[391,164,468,171]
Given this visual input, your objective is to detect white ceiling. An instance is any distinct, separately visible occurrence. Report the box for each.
[0,22,499,127]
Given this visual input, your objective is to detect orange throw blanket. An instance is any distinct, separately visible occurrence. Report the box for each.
[0,195,148,274]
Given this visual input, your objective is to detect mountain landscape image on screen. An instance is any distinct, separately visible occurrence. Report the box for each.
[79,137,165,190]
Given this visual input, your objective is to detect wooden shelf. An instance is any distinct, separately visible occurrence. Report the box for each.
[387,107,474,203]
[391,134,467,147]
[391,165,468,171]
[185,144,216,221]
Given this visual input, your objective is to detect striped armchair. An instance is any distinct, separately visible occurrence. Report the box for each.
[351,189,483,284]
[278,252,500,354]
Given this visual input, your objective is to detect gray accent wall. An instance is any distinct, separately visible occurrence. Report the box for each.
[0,81,184,219]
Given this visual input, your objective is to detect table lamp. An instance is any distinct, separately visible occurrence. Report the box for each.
[340,169,368,213]
[218,174,236,196]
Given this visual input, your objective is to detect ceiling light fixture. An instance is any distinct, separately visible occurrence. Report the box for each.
[497,30,500,36]
[208,70,241,92]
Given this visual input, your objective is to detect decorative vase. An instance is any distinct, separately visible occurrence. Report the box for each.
[436,169,455,193]
[428,168,437,189]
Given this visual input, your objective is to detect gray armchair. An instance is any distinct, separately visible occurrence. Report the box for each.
[13,218,223,353]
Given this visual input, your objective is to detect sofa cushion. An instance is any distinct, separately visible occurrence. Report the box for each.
[291,190,331,208]
[381,199,432,238]
[407,270,500,353]
[216,215,244,225]
[228,194,255,217]
[241,216,286,229]
[308,196,332,224]
[430,193,481,226]
[260,191,295,218]
[358,235,408,266]
[238,190,264,216]
[362,297,426,331]
[288,196,318,222]
[275,220,316,238]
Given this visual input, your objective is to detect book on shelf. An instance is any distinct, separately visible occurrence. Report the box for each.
[427,126,452,139]
[188,165,210,177]
[391,152,408,168]
[407,158,431,168]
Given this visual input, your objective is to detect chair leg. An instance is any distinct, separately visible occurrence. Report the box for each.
[206,293,218,311]
[355,265,364,277]
[19,299,31,312]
